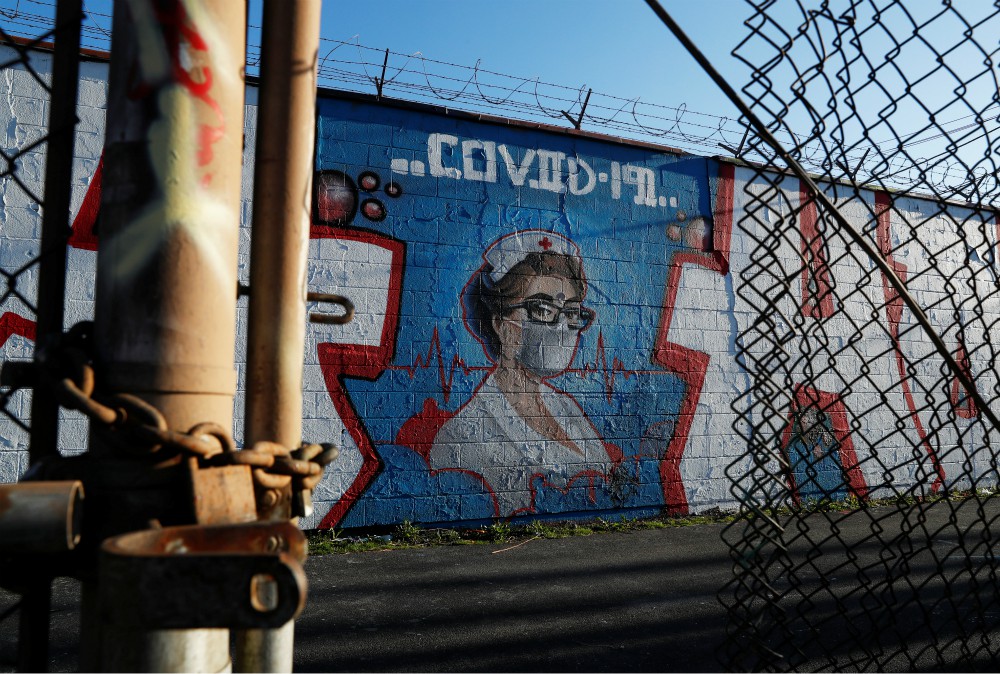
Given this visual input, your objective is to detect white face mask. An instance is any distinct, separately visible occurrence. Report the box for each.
[515,318,578,378]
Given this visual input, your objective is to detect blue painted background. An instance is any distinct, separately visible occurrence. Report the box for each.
[313,96,719,527]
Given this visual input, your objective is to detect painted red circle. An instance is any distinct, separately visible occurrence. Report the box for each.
[358,171,381,192]
[361,198,387,222]
[315,170,358,226]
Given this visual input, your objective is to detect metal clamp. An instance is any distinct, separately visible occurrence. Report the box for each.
[238,285,355,324]
[99,520,307,630]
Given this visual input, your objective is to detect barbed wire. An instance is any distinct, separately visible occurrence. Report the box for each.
[0,0,993,202]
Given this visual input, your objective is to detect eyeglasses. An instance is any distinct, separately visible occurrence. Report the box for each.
[503,299,595,330]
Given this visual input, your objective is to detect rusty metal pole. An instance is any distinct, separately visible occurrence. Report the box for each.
[98,1,245,430]
[0,482,84,553]
[90,0,246,670]
[244,0,321,516]
[236,1,321,670]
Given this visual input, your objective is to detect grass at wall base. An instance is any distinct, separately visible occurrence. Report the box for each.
[307,487,997,555]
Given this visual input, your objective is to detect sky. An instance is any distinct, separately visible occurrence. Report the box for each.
[258,0,754,157]
[1,0,997,199]
[56,0,757,155]
[301,0,748,121]
[287,0,999,198]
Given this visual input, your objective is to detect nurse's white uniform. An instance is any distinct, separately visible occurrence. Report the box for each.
[429,374,613,514]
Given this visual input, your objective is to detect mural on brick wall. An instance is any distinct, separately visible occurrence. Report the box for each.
[2,44,998,529]
[429,229,616,516]
[304,97,721,527]
[302,98,1000,528]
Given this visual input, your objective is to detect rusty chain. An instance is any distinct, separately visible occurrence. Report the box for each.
[40,322,337,518]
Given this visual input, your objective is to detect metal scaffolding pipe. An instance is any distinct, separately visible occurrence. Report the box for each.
[0,481,83,553]
[238,1,322,670]
[91,1,247,670]
[244,0,322,512]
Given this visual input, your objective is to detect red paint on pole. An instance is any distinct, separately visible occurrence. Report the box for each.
[153,0,225,168]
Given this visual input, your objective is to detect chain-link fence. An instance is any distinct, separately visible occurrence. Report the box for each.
[644,0,1000,670]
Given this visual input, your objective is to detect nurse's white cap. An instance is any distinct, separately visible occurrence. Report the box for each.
[483,229,580,282]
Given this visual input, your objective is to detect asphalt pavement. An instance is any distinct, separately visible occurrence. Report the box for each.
[8,503,1000,672]
[0,524,733,672]
[296,525,731,672]
[304,498,1000,674]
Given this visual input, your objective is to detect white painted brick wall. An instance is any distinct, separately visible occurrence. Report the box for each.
[1,44,998,529]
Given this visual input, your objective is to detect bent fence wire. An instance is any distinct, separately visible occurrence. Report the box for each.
[0,30,47,439]
[667,0,1000,671]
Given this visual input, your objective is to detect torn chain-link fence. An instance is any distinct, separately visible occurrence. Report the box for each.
[644,0,1000,670]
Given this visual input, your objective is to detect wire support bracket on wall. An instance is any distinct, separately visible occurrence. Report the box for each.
[643,0,1000,440]
[561,87,592,130]
[718,125,750,158]
[374,48,389,98]
[955,172,987,202]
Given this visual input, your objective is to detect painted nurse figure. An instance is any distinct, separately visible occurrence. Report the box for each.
[429,230,620,514]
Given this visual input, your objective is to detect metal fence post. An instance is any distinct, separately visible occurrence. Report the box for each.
[18,3,83,669]
[28,0,81,466]
[89,0,247,670]
[236,1,322,670]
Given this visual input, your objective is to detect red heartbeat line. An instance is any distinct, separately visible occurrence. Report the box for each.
[388,328,671,405]
[386,327,491,405]
[570,331,670,403]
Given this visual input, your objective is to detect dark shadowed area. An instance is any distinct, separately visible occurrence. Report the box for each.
[4,508,1000,672]
[0,526,730,673]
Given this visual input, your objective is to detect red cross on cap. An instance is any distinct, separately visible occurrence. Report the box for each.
[483,229,581,282]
